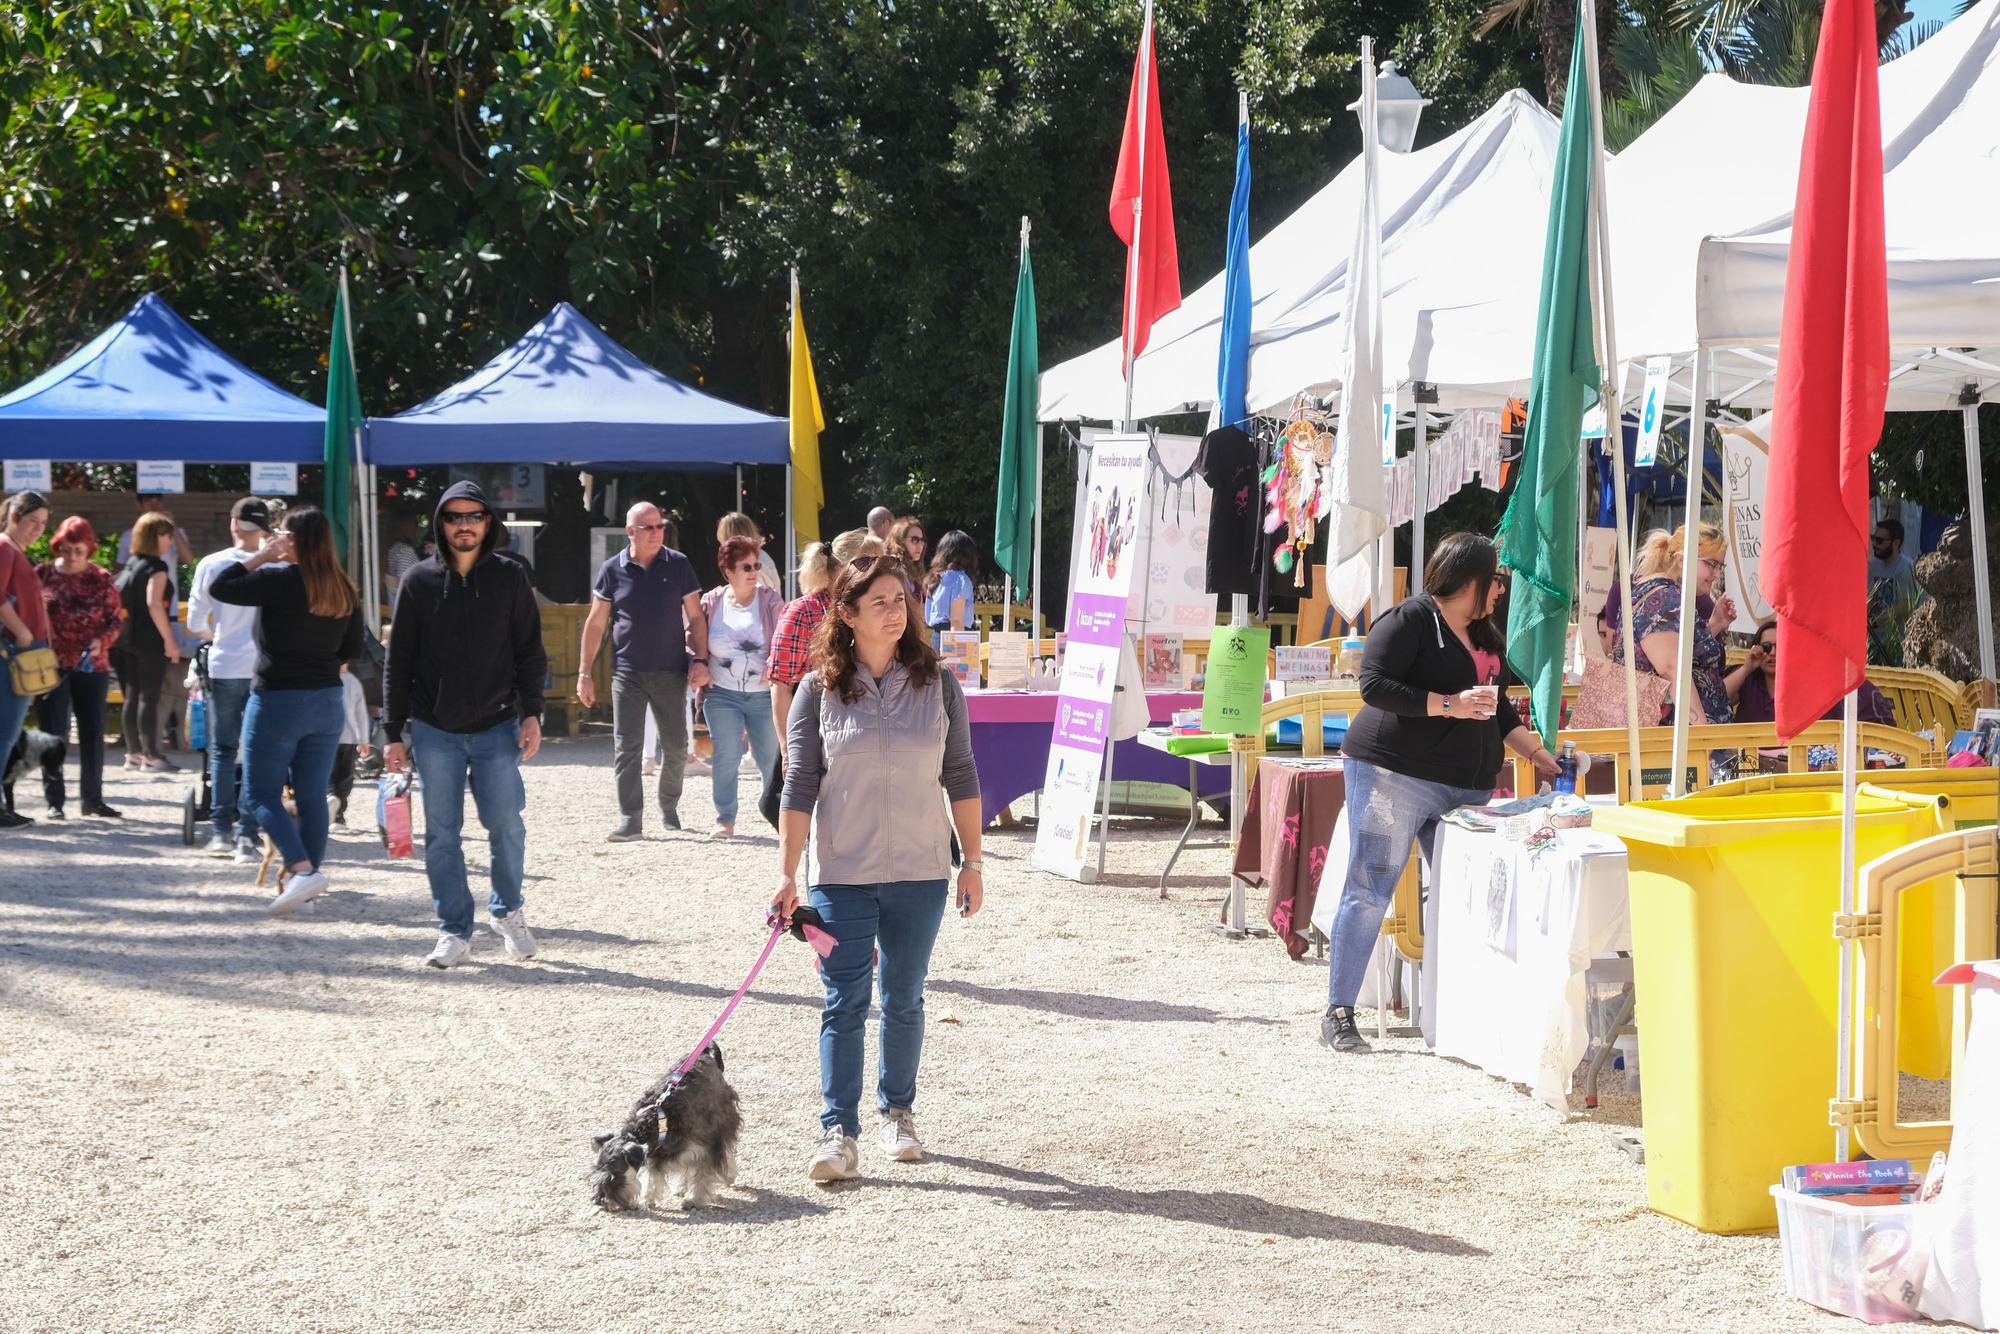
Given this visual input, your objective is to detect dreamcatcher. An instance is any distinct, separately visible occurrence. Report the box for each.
[1263,398,1335,587]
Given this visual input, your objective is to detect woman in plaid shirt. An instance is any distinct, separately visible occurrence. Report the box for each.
[768,542,839,739]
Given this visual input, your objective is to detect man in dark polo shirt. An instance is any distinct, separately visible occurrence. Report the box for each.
[578,501,711,840]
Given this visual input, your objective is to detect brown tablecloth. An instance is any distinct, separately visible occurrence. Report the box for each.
[1233,757,1347,959]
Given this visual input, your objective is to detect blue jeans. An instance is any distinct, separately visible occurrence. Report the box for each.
[812,880,950,1136]
[409,717,527,940]
[242,686,345,870]
[0,658,31,797]
[35,666,112,809]
[1327,760,1494,1008]
[207,677,257,841]
[700,686,779,824]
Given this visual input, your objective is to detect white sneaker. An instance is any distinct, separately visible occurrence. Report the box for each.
[807,1127,860,1183]
[491,909,538,960]
[268,868,330,917]
[879,1108,925,1163]
[232,838,259,865]
[424,932,471,969]
[203,832,234,858]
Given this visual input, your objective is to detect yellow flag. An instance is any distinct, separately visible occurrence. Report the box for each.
[789,280,825,548]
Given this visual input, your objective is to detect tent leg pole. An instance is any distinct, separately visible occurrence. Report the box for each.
[1413,408,1429,575]
[1835,689,1859,1161]
[735,465,743,514]
[1963,394,1995,684]
[1002,576,1012,635]
[1668,350,1710,798]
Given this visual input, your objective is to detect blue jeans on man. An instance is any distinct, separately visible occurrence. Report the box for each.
[242,686,345,871]
[1326,759,1496,1009]
[700,685,779,825]
[408,717,527,940]
[810,879,950,1137]
[206,677,258,842]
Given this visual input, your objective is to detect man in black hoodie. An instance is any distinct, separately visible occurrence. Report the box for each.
[384,481,549,970]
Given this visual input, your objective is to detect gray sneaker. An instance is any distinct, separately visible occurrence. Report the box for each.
[424,932,472,969]
[204,832,234,858]
[606,816,643,843]
[491,909,538,960]
[1320,1005,1371,1053]
[879,1108,925,1163]
[807,1127,860,1183]
[232,838,259,865]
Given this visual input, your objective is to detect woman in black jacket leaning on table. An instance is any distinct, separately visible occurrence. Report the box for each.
[1320,532,1560,1054]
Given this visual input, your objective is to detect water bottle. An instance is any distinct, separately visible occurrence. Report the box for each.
[1554,740,1579,795]
[79,651,95,674]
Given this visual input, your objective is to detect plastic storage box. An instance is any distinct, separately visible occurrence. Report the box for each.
[1770,1185,1930,1323]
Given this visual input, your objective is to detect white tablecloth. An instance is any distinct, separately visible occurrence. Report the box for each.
[1429,823,1632,1109]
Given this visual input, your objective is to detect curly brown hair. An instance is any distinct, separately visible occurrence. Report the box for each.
[810,558,939,702]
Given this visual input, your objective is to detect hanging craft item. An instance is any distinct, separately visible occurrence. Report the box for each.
[1263,403,1334,587]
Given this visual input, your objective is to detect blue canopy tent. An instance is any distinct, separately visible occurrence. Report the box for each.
[0,293,324,462]
[364,302,787,470]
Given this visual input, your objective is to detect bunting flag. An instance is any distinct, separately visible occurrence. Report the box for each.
[994,228,1039,587]
[1326,47,1389,621]
[1761,0,1888,740]
[321,268,361,565]
[1216,100,1252,428]
[1498,5,1598,747]
[1109,0,1180,371]
[789,273,825,550]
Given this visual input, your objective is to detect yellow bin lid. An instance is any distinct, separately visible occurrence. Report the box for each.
[1594,791,1936,848]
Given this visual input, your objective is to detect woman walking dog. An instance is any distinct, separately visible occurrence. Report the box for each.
[773,555,983,1183]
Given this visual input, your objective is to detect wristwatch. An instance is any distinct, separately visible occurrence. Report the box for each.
[961,860,984,872]
[1440,696,1453,714]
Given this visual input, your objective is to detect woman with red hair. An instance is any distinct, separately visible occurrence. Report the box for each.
[35,515,125,818]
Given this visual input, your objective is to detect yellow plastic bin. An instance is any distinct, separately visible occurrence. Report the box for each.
[1689,771,1993,1078]
[1594,791,1950,1234]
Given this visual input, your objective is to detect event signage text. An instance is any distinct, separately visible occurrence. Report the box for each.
[1634,356,1673,467]
[1719,414,1773,633]
[250,462,298,496]
[136,461,184,493]
[3,460,51,492]
[1201,625,1270,734]
[1380,384,1398,465]
[1033,434,1147,882]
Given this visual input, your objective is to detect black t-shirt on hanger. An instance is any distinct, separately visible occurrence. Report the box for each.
[1196,425,1260,596]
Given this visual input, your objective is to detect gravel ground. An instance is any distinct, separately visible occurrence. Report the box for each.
[0,736,1865,1332]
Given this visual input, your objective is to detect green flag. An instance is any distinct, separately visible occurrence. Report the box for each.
[322,269,361,564]
[993,230,1038,587]
[1498,9,1598,748]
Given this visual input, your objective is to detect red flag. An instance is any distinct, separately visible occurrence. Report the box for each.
[1761,0,1888,741]
[1108,6,1180,368]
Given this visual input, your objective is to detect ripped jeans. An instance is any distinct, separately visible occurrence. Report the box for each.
[1326,760,1494,1009]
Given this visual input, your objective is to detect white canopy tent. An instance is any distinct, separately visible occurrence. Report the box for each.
[1036,89,1563,423]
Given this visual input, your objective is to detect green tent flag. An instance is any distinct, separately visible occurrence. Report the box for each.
[322,272,361,564]
[1498,5,1598,749]
[993,238,1039,588]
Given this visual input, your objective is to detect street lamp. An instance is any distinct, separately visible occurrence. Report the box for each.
[1348,58,1431,154]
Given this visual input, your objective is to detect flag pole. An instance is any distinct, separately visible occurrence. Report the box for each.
[1024,214,1044,649]
[1578,0,1643,799]
[1120,0,1154,431]
[1232,88,1250,635]
[787,266,799,600]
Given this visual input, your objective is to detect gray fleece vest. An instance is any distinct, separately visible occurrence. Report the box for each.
[807,663,953,887]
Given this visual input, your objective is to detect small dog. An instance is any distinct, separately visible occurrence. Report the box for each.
[3,729,66,814]
[591,1044,741,1212]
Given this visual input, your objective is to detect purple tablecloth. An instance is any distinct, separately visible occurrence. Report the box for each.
[966,691,1227,826]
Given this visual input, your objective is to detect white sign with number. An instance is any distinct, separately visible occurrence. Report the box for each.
[249,462,298,495]
[3,460,51,491]
[136,460,184,493]
[1634,355,1673,467]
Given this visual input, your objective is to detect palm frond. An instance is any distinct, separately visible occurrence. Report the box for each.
[1882,17,1941,58]
[1475,0,1538,40]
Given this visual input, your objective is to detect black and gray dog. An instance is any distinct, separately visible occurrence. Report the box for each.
[3,729,65,815]
[590,1044,741,1212]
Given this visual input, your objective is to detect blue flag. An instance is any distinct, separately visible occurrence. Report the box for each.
[1216,112,1251,428]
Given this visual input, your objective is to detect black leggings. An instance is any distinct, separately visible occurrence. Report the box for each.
[112,645,169,760]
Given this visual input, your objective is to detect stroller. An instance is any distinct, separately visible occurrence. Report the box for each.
[179,641,215,845]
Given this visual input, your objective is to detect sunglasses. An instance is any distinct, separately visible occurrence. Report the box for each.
[441,509,491,527]
[733,562,761,574]
[630,522,666,534]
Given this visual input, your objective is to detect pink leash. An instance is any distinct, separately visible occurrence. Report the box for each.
[667,911,838,1087]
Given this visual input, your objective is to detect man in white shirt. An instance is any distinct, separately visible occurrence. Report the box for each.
[187,497,272,862]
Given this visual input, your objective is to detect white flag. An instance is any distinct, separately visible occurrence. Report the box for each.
[1327,46,1389,620]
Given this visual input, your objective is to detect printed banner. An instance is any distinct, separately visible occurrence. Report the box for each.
[249,461,298,495]
[1718,414,1773,633]
[1201,625,1269,733]
[3,460,51,492]
[1080,429,1219,642]
[136,460,184,494]
[1388,410,1504,526]
[1034,433,1148,881]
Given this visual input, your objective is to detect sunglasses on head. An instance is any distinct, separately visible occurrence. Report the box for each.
[441,508,491,527]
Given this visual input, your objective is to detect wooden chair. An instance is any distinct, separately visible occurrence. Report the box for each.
[1511,720,1943,803]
